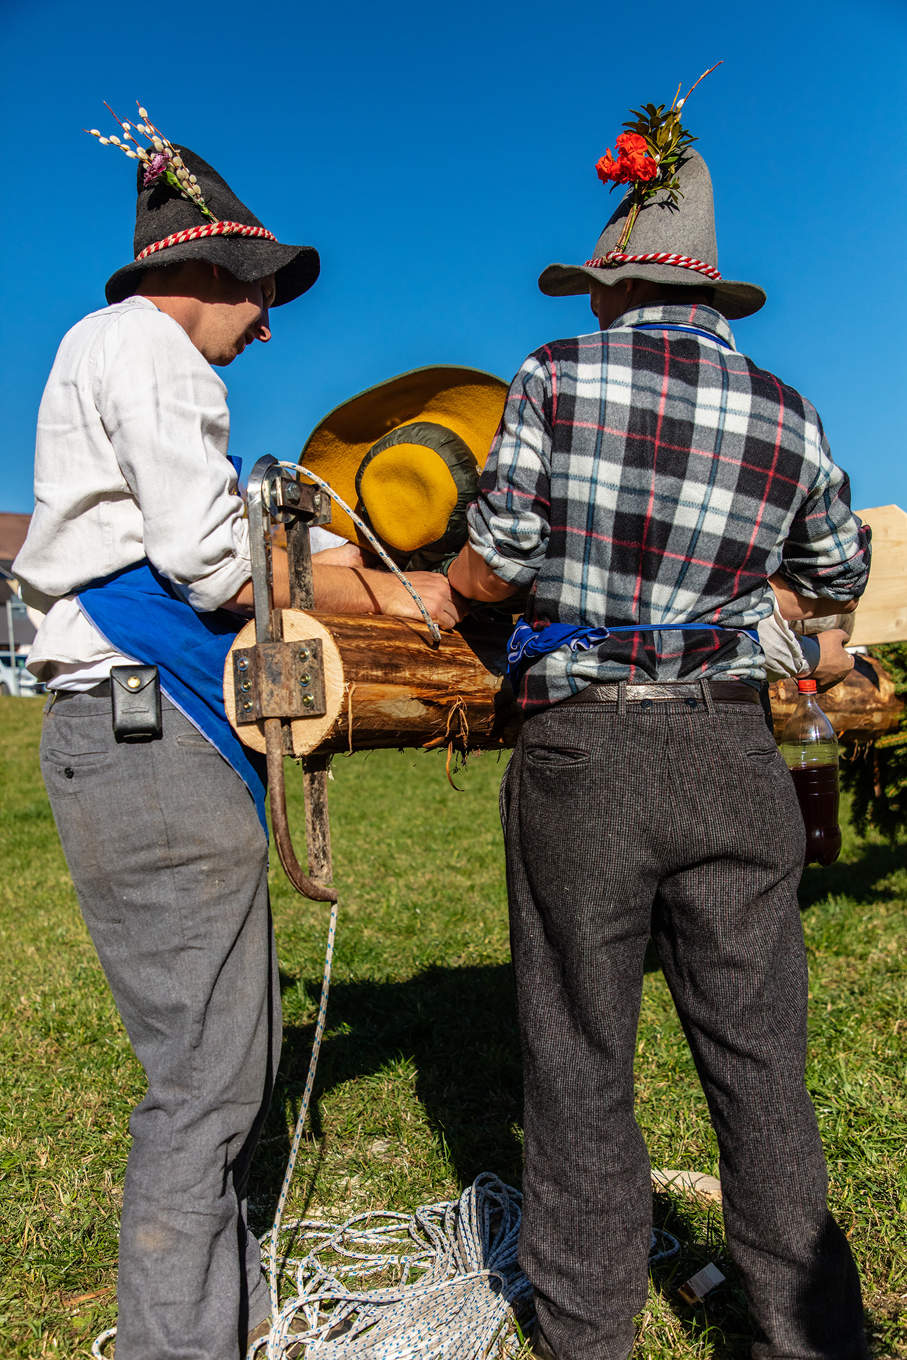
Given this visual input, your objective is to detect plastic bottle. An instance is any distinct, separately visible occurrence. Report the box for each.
[778,678,841,866]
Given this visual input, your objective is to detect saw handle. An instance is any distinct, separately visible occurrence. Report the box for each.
[265,718,338,903]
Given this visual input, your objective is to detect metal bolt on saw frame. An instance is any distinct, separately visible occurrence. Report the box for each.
[246,456,338,904]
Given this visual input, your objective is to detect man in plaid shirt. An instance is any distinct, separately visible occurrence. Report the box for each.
[465,299,867,708]
[446,147,869,1360]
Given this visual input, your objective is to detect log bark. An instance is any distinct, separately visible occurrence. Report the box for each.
[768,654,903,743]
[225,610,520,758]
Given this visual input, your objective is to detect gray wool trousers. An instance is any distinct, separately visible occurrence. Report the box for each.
[41,689,280,1360]
[502,693,865,1360]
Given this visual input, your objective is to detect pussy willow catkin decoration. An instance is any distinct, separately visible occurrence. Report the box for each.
[85,102,216,221]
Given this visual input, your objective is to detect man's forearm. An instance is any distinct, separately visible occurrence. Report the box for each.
[221,548,289,615]
[769,572,858,623]
[223,561,414,615]
[447,543,518,602]
[223,552,468,629]
[313,565,402,613]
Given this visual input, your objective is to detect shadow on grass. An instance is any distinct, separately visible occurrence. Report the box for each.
[258,962,524,1210]
[256,968,880,1360]
[798,837,907,911]
[263,941,662,1208]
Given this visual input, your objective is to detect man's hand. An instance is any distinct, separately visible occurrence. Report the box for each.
[770,572,858,623]
[383,572,471,630]
[810,629,855,692]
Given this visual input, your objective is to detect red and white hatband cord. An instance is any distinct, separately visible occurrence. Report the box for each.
[135,221,277,262]
[585,251,722,281]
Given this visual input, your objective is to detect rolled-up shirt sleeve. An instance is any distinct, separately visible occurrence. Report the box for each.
[466,357,553,587]
[776,417,871,602]
[96,308,251,612]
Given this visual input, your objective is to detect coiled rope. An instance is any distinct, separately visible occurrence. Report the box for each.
[250,1174,679,1360]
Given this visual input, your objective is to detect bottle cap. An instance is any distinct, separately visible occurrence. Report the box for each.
[797,678,818,693]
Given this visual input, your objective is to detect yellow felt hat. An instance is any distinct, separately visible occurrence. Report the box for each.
[299,366,509,566]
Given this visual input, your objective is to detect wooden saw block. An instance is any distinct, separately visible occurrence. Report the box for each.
[849,505,907,646]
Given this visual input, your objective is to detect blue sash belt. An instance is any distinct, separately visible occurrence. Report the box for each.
[507,620,760,690]
[77,560,268,834]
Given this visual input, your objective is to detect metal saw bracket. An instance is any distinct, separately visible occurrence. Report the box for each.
[232,639,327,726]
[246,457,338,904]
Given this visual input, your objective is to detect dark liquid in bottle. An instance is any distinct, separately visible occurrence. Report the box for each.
[789,764,841,866]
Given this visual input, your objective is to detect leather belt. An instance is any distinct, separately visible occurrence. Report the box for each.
[562,680,760,706]
[53,680,112,699]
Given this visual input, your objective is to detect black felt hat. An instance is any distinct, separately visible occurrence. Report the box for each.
[105,145,319,307]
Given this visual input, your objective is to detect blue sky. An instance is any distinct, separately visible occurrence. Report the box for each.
[1,0,904,515]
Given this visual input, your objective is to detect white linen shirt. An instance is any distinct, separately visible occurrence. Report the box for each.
[14,296,252,687]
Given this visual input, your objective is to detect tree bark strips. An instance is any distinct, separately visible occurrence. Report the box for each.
[768,654,902,743]
[310,612,519,756]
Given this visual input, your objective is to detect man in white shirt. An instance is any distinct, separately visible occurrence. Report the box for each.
[14,138,460,1360]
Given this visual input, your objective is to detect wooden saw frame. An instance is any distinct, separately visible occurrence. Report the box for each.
[225,457,519,901]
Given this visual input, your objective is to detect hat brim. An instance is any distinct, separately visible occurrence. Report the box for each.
[300,366,509,548]
[105,235,320,306]
[538,261,765,321]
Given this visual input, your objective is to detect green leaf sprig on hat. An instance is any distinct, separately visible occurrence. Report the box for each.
[85,102,217,223]
[595,63,721,257]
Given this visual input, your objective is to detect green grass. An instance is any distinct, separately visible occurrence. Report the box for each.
[0,696,905,1358]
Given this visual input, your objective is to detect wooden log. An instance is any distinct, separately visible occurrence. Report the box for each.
[768,654,903,744]
[225,610,520,759]
[226,613,903,758]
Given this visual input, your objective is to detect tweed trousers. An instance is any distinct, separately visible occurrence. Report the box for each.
[41,690,280,1360]
[502,696,865,1360]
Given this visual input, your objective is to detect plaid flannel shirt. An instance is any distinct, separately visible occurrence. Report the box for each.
[467,303,871,710]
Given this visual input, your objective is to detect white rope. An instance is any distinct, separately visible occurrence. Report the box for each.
[279,462,442,646]
[267,897,340,1317]
[252,1174,534,1360]
[247,1176,680,1360]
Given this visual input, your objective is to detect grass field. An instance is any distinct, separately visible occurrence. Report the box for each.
[1,695,905,1359]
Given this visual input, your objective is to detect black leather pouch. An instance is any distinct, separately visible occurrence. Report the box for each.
[110,664,162,742]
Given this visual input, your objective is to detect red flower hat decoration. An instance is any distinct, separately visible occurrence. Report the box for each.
[595,64,721,257]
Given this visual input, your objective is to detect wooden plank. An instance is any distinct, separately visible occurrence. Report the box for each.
[849,505,907,646]
[303,757,333,884]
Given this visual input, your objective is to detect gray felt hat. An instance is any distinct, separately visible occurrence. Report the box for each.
[105,146,319,308]
[538,149,765,321]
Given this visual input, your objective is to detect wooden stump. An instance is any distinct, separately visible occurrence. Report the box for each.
[225,610,519,759]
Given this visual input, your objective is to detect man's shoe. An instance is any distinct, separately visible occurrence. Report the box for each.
[246,1319,270,1349]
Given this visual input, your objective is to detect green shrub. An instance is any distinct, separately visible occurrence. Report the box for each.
[840,642,907,840]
